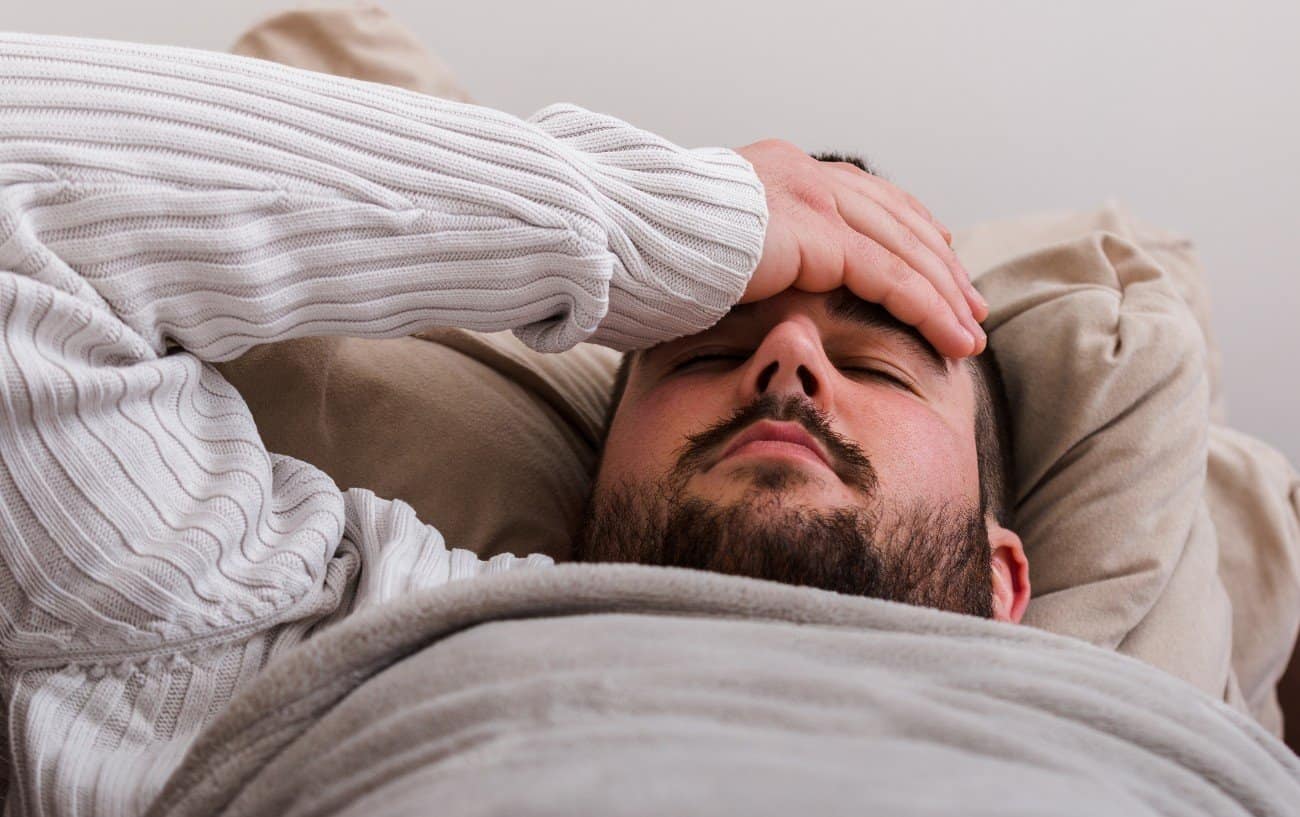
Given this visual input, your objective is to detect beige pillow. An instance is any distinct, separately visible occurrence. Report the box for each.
[224,331,617,564]
[954,201,1227,422]
[1207,426,1300,737]
[976,231,1231,695]
[220,3,1299,738]
[230,2,472,102]
[956,203,1299,738]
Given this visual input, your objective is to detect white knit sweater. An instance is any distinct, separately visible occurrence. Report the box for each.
[0,32,767,817]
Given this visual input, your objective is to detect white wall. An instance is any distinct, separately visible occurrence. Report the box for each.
[9,0,1299,466]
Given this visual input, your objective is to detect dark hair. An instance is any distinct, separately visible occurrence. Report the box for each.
[966,345,1015,527]
[597,152,1016,527]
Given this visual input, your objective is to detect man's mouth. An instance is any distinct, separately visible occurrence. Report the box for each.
[718,420,833,470]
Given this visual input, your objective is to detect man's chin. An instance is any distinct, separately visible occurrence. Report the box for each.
[573,478,995,619]
[687,488,843,528]
[689,463,848,509]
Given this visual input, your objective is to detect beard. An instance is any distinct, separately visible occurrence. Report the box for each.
[572,395,994,618]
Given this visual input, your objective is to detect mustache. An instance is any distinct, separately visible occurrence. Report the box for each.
[671,393,878,495]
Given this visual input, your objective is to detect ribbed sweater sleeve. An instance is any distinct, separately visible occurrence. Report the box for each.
[0,31,767,359]
[0,31,766,816]
[0,29,768,656]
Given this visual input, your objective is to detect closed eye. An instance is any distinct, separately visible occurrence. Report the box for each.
[673,353,745,371]
[841,366,911,389]
[673,353,911,389]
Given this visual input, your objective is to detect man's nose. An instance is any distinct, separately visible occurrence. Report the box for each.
[740,323,833,411]
[755,359,818,399]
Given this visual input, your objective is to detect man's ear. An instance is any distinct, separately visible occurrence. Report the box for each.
[988,519,1030,623]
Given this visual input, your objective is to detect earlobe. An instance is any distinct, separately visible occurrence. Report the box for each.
[988,521,1030,623]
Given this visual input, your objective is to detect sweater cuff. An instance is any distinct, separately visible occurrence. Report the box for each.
[521,105,767,352]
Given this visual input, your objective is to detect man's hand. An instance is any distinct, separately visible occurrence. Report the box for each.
[735,139,987,358]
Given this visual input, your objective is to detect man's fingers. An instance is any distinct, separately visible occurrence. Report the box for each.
[870,186,987,322]
[735,140,987,356]
[958,265,988,323]
[833,189,984,350]
[828,164,952,245]
[829,166,987,323]
[839,228,976,358]
[900,189,951,245]
[884,197,988,323]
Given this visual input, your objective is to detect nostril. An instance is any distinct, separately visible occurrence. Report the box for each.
[757,361,818,397]
[798,365,817,397]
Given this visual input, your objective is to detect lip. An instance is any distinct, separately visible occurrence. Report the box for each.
[719,420,832,470]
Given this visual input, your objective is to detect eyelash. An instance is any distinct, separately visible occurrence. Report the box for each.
[672,352,910,388]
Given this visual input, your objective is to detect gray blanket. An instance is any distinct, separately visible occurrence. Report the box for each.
[147,564,1300,817]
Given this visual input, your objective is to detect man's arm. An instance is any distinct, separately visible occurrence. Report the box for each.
[0,30,978,665]
[0,30,771,671]
[0,32,985,816]
[1,31,768,359]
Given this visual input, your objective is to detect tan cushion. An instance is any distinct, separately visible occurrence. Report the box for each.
[230,2,472,102]
[957,207,1298,739]
[222,332,617,564]
[221,3,1299,739]
[954,201,1227,423]
[975,231,1234,696]
[1206,426,1300,737]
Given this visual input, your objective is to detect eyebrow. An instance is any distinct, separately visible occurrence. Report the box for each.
[824,289,950,381]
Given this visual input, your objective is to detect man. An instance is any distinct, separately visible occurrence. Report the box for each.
[574,154,1026,621]
[575,275,1030,621]
[0,31,986,817]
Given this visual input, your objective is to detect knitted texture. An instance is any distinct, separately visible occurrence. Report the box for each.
[0,31,766,816]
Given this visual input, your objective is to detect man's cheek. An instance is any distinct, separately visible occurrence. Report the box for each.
[638,381,723,432]
[869,419,971,505]
[622,390,714,468]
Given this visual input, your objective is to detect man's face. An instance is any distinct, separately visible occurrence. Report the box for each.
[574,287,1014,619]
[611,286,978,514]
